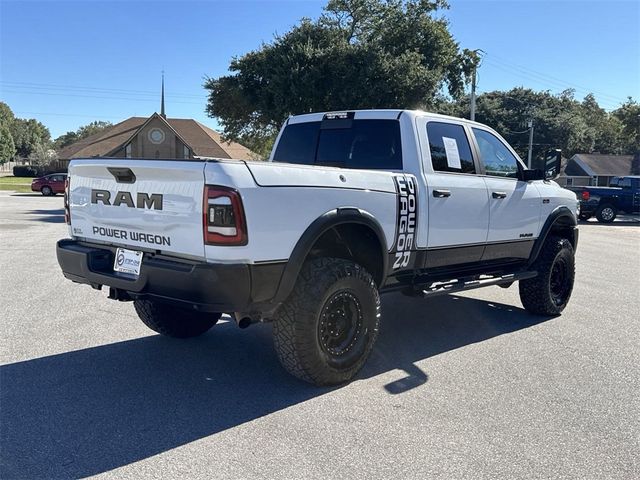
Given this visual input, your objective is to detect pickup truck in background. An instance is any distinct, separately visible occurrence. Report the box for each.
[57,110,579,385]
[570,176,640,222]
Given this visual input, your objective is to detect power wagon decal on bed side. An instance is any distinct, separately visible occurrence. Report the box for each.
[392,175,418,270]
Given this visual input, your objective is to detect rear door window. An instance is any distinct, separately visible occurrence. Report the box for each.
[273,119,402,170]
[618,177,632,188]
[426,122,476,174]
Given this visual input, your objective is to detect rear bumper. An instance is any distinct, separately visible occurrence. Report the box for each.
[578,201,597,216]
[56,239,284,313]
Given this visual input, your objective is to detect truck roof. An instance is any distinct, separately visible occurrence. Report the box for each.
[287,109,488,128]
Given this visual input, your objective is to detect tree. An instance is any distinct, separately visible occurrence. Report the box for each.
[0,102,15,127]
[28,142,57,166]
[205,0,474,157]
[0,103,17,165]
[53,131,79,150]
[54,120,113,149]
[438,88,632,161]
[11,118,51,159]
[613,98,640,154]
[0,124,16,165]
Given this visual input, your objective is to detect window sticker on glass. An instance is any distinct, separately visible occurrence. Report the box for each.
[442,137,461,169]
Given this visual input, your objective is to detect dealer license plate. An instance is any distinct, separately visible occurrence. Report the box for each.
[113,248,143,276]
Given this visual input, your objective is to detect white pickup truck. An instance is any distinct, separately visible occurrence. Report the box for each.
[57,109,579,385]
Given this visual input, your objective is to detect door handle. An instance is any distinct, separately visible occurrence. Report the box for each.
[433,189,451,198]
[492,191,507,199]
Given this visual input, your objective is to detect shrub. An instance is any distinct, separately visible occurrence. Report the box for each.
[12,164,67,176]
[13,165,44,177]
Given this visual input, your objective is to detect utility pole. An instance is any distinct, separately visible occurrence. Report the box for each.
[470,68,477,122]
[527,120,534,169]
[469,49,484,122]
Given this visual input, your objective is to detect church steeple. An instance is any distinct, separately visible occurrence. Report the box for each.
[160,71,166,119]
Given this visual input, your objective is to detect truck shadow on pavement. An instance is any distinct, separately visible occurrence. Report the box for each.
[0,293,554,479]
[25,208,66,223]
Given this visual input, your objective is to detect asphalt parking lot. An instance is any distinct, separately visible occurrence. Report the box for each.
[1,191,638,480]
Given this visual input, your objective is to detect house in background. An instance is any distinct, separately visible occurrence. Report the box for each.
[57,81,254,167]
[557,153,640,187]
[57,113,254,168]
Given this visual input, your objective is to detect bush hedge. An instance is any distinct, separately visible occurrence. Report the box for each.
[13,165,43,177]
[12,165,68,177]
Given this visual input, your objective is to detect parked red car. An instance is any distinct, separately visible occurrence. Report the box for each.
[31,173,67,196]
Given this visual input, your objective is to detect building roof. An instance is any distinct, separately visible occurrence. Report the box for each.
[568,153,638,177]
[57,115,255,160]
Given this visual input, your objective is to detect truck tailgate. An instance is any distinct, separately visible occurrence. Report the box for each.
[68,160,206,259]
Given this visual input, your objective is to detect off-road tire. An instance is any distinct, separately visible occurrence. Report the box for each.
[519,236,575,316]
[596,204,617,223]
[41,186,52,196]
[133,299,221,338]
[273,257,381,386]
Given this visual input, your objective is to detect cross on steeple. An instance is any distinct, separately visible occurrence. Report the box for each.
[161,70,166,119]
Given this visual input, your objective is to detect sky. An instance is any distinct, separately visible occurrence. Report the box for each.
[1,0,638,139]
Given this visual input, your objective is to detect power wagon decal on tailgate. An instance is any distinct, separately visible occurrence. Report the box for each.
[392,175,418,270]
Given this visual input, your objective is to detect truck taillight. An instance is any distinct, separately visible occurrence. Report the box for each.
[581,190,590,201]
[203,186,247,246]
[64,176,71,225]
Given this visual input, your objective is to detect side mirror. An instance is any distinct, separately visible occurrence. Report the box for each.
[521,168,545,181]
[543,149,562,180]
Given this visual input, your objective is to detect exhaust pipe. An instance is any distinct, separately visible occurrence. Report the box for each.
[237,317,253,329]
[234,313,260,329]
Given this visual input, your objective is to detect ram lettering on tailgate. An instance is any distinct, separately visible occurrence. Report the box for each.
[91,189,164,210]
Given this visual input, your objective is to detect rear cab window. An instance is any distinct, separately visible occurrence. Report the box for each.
[425,122,476,174]
[273,116,402,170]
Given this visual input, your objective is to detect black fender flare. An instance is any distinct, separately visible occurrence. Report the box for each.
[271,208,389,305]
[528,206,578,266]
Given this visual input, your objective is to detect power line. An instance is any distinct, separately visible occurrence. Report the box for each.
[2,88,203,105]
[487,54,633,103]
[480,65,623,111]
[0,80,205,99]
[13,111,125,119]
[483,57,628,108]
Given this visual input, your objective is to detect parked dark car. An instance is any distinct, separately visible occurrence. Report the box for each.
[31,173,67,196]
[569,176,640,223]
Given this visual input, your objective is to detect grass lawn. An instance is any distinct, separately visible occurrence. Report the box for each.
[0,176,34,193]
[0,184,33,193]
[0,176,34,184]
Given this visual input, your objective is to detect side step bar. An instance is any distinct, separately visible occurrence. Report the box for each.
[405,271,538,298]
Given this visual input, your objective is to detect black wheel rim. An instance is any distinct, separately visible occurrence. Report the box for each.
[550,256,570,306]
[318,291,363,357]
